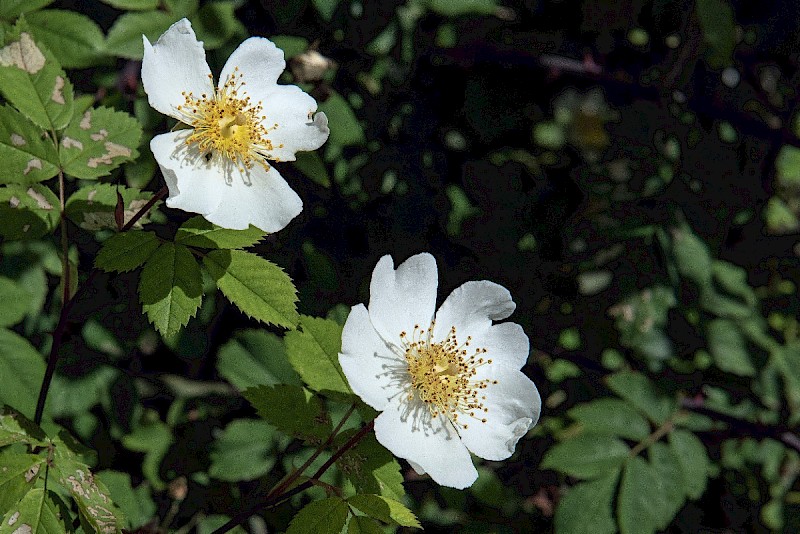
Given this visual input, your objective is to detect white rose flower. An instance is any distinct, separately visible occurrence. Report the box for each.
[141,18,329,231]
[339,253,541,489]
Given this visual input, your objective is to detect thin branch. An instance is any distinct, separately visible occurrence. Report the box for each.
[122,185,168,231]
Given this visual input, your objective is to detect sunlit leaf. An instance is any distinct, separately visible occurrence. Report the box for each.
[27,9,106,69]
[347,494,421,528]
[285,315,351,397]
[287,497,349,534]
[175,216,264,249]
[0,104,59,184]
[0,452,44,512]
[0,488,69,534]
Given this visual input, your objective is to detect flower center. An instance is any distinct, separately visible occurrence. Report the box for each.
[400,323,496,429]
[175,68,276,174]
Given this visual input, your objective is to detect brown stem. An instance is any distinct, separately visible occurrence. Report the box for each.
[122,185,168,231]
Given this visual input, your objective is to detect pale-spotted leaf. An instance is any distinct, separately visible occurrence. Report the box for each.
[0,406,47,447]
[95,231,160,273]
[0,22,73,131]
[285,315,352,397]
[0,488,68,534]
[65,183,155,231]
[51,458,125,533]
[175,216,264,249]
[287,497,349,534]
[0,184,59,240]
[0,103,58,184]
[139,242,203,338]
[0,452,45,512]
[203,250,299,328]
[59,106,141,179]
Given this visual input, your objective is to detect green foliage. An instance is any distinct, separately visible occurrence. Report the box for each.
[0,184,59,239]
[95,471,156,531]
[0,330,45,418]
[209,419,278,481]
[0,453,44,512]
[695,0,736,68]
[51,457,126,532]
[338,433,405,501]
[0,104,59,184]
[0,489,69,534]
[541,434,629,479]
[244,384,332,442]
[120,416,172,491]
[285,315,352,397]
[216,329,300,391]
[105,11,176,60]
[139,242,203,338]
[347,494,421,527]
[318,90,365,147]
[95,231,161,273]
[175,216,265,249]
[426,0,497,17]
[0,276,30,327]
[203,249,299,328]
[65,183,154,231]
[287,497,350,534]
[554,472,618,534]
[26,10,106,69]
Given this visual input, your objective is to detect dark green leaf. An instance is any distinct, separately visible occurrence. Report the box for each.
[0,103,59,184]
[427,0,497,17]
[175,216,264,249]
[695,0,736,68]
[312,0,339,21]
[618,454,681,534]
[647,442,686,528]
[706,318,755,376]
[554,471,619,534]
[0,329,45,419]
[347,494,421,528]
[347,516,383,534]
[203,250,299,328]
[605,371,675,425]
[120,418,172,491]
[139,242,203,338]
[209,419,277,481]
[105,11,175,60]
[285,315,352,396]
[0,276,29,327]
[0,0,54,19]
[27,10,106,69]
[0,184,59,240]
[671,225,713,287]
[669,429,710,500]
[189,1,246,50]
[317,90,365,146]
[339,433,405,500]
[541,434,630,479]
[95,231,160,273]
[292,151,331,187]
[216,329,300,391]
[568,398,651,441]
[287,497,349,534]
[164,0,199,18]
[243,384,331,442]
[95,471,157,531]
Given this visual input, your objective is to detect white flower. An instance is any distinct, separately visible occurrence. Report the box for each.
[141,19,329,232]
[339,253,541,489]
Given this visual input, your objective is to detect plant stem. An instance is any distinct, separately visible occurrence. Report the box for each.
[123,185,168,231]
[57,169,70,308]
[210,419,375,534]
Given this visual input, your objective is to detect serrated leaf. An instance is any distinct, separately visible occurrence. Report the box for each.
[0,184,59,240]
[0,276,29,327]
[669,429,710,500]
[175,216,264,249]
[706,318,755,376]
[338,433,405,501]
[209,419,277,481]
[203,250,299,328]
[51,458,125,533]
[65,183,155,231]
[105,11,175,60]
[216,329,300,391]
[317,90,364,147]
[99,0,159,10]
[0,103,59,184]
[541,434,630,479]
[554,470,619,534]
[347,494,421,528]
[567,398,651,441]
[285,315,351,396]
[605,371,675,425]
[0,329,46,419]
[139,242,203,338]
[243,384,331,442]
[0,406,47,447]
[0,452,45,512]
[95,231,160,273]
[292,151,331,187]
[0,488,68,534]
[0,22,73,131]
[287,497,349,534]
[59,106,141,179]
[27,10,106,69]
[347,516,383,534]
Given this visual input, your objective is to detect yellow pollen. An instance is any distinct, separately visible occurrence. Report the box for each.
[401,323,495,428]
[175,68,276,174]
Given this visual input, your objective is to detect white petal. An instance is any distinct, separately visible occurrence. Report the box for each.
[433,280,515,343]
[374,396,478,489]
[368,253,438,346]
[477,322,530,371]
[141,18,213,119]
[458,366,541,461]
[339,304,406,411]
[151,131,226,216]
[203,163,302,232]
[219,36,285,92]
[259,86,329,161]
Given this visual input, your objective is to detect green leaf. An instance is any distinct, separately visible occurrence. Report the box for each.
[209,419,277,481]
[339,433,405,501]
[427,0,497,17]
[0,184,59,240]
[0,406,47,447]
[243,384,331,442]
[51,458,125,533]
[65,183,155,231]
[347,516,383,534]
[164,0,200,18]
[95,231,160,273]
[95,471,156,531]
[695,0,736,69]
[671,225,713,287]
[706,318,755,376]
[287,497,349,534]
[59,106,141,179]
[0,23,73,131]
[647,442,686,529]
[618,455,679,534]
[347,494,421,528]
[203,250,299,328]
[285,315,352,396]
[669,429,710,500]
[270,35,309,59]
[0,488,68,534]
[105,11,175,60]
[567,398,651,441]
[189,1,246,50]
[0,452,44,512]
[0,276,29,327]
[0,103,59,184]
[312,0,340,21]
[0,329,45,419]
[0,1,54,19]
[175,216,265,249]
[554,471,619,534]
[120,417,172,491]
[540,434,630,479]
[139,242,203,338]
[216,329,300,391]
[318,90,365,147]
[99,0,159,10]
[292,151,331,187]
[27,10,106,69]
[605,371,675,425]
